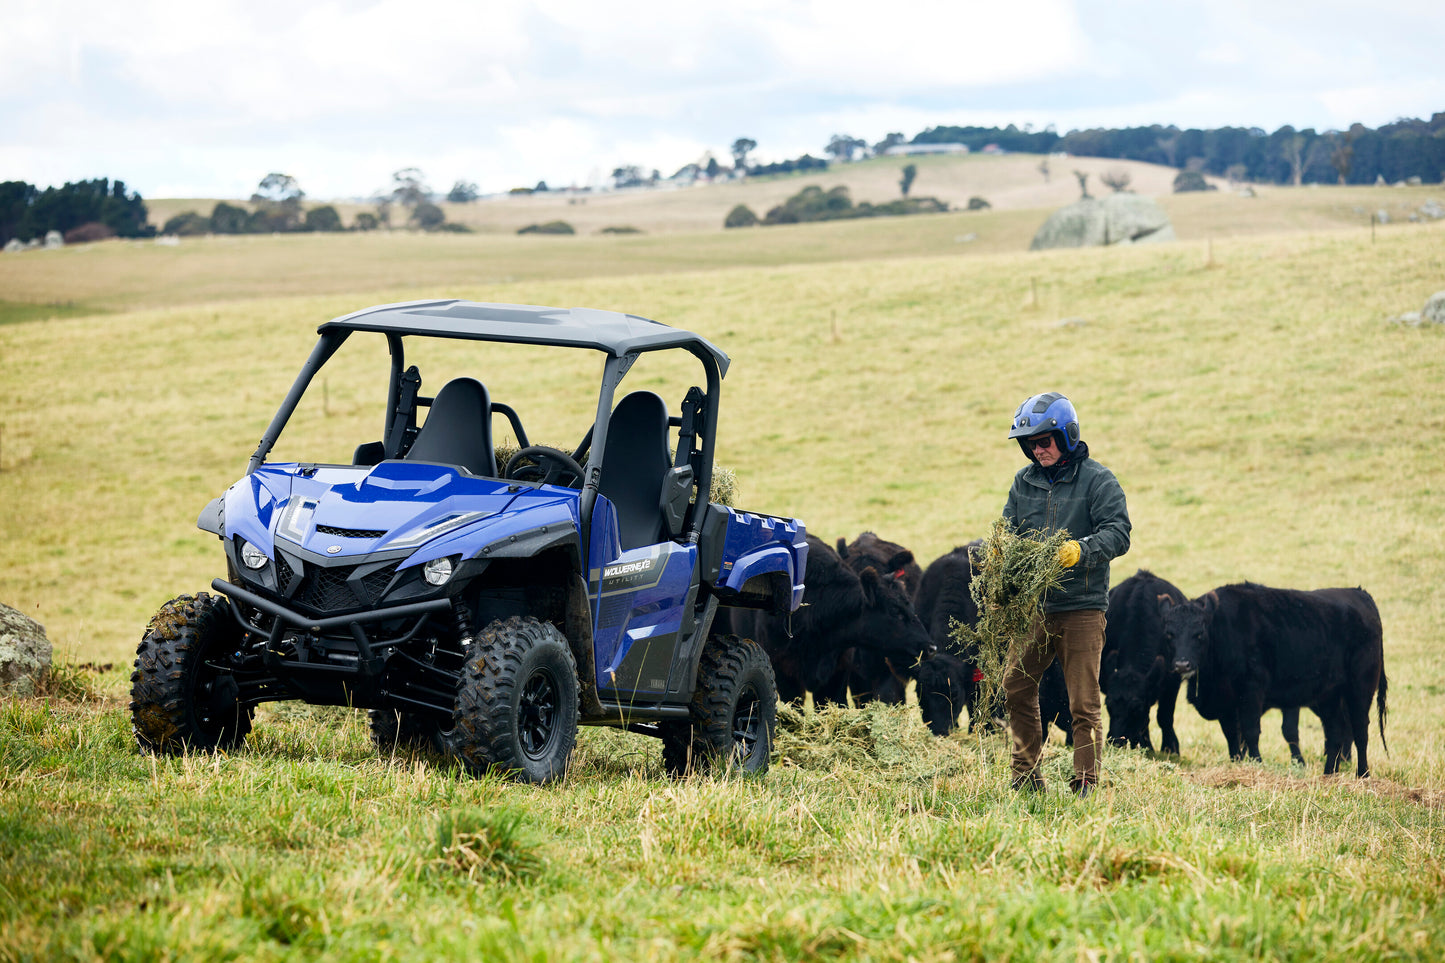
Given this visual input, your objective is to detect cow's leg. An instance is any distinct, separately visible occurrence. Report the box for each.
[1156,676,1181,755]
[1345,685,1372,778]
[1280,707,1304,765]
[1318,705,1346,775]
[1219,719,1243,760]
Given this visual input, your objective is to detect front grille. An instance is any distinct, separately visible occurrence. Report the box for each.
[300,565,360,611]
[361,563,399,601]
[275,554,296,593]
[292,560,402,613]
[317,524,388,539]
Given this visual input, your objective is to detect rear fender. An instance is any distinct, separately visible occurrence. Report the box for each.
[723,545,803,616]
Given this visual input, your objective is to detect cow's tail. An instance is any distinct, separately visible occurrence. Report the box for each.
[1376,671,1389,755]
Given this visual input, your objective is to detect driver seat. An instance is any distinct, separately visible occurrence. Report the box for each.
[405,377,498,476]
[598,391,671,550]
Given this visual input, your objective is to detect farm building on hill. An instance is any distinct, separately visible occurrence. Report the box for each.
[884,143,971,156]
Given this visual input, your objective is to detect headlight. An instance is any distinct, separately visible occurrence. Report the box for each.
[423,556,456,586]
[240,541,269,570]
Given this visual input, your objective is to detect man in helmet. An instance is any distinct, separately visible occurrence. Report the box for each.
[1001,392,1131,797]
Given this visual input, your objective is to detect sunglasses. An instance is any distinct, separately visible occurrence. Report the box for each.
[1026,435,1057,450]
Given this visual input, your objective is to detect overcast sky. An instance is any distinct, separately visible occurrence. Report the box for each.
[3,0,1442,200]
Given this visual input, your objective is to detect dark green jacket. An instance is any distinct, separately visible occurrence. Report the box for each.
[1003,450,1131,613]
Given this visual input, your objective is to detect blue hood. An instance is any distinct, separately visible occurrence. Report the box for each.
[222,461,580,567]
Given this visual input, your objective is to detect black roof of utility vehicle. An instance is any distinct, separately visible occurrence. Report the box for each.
[321,299,731,375]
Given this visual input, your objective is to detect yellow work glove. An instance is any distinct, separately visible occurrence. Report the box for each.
[1057,540,1081,568]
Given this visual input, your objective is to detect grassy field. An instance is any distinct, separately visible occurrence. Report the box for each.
[2,197,1444,959]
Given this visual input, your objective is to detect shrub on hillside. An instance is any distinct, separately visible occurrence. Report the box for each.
[63,221,115,244]
[1173,170,1217,193]
[303,205,343,232]
[600,225,643,234]
[760,185,948,225]
[517,221,575,235]
[162,211,211,236]
[724,204,758,228]
[210,202,249,234]
[967,196,992,210]
[353,212,380,231]
[410,202,446,231]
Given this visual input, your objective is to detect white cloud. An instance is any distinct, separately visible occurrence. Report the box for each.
[1,0,1440,197]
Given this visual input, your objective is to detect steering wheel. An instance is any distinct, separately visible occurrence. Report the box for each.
[504,446,586,488]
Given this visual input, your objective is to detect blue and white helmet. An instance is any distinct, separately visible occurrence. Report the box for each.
[1008,392,1081,453]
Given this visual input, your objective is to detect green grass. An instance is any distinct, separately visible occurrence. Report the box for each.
[2,205,1444,959]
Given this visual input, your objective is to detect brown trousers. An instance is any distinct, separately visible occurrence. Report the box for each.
[1003,609,1106,785]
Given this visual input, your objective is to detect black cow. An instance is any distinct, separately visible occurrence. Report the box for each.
[1103,570,1315,762]
[1100,570,1187,753]
[1163,582,1388,777]
[913,543,1071,742]
[835,532,926,703]
[729,534,935,705]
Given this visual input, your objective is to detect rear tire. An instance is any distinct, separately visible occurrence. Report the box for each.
[662,634,777,777]
[131,592,253,754]
[444,616,578,784]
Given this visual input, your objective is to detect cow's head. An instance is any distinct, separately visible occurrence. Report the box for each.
[915,654,964,736]
[1161,593,1213,678]
[856,566,936,666]
[1104,654,1168,748]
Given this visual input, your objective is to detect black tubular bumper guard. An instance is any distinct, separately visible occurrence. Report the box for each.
[211,578,453,674]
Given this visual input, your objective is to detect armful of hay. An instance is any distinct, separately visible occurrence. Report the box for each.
[949,518,1070,724]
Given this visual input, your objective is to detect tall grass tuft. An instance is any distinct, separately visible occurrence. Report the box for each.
[952,518,1069,721]
[431,807,545,882]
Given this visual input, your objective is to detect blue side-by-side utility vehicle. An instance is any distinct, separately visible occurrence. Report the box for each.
[130,300,807,782]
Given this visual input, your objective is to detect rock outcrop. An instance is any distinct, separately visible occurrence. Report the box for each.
[1,602,52,697]
[1030,194,1176,250]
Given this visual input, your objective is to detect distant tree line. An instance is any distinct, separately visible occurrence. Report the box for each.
[745,154,830,178]
[0,178,152,246]
[913,114,1445,185]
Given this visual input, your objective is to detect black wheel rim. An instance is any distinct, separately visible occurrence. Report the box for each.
[518,668,559,760]
[730,683,763,765]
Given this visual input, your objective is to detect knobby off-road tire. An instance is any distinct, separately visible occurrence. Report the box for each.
[368,709,446,754]
[131,592,254,754]
[445,615,579,784]
[661,634,777,777]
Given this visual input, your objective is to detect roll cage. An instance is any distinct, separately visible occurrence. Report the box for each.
[245,299,731,548]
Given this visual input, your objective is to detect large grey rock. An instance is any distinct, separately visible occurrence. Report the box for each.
[1423,291,1445,326]
[1,602,51,697]
[1030,194,1176,250]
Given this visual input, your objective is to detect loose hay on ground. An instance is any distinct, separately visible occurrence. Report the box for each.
[773,701,980,776]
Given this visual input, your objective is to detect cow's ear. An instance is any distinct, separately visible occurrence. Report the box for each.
[886,550,914,572]
[836,537,849,558]
[1157,594,1174,616]
[1146,654,1167,684]
[1202,591,1219,616]
[858,566,882,600]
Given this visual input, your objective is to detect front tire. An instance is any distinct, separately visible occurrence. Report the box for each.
[662,634,777,777]
[131,592,253,754]
[445,616,579,784]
